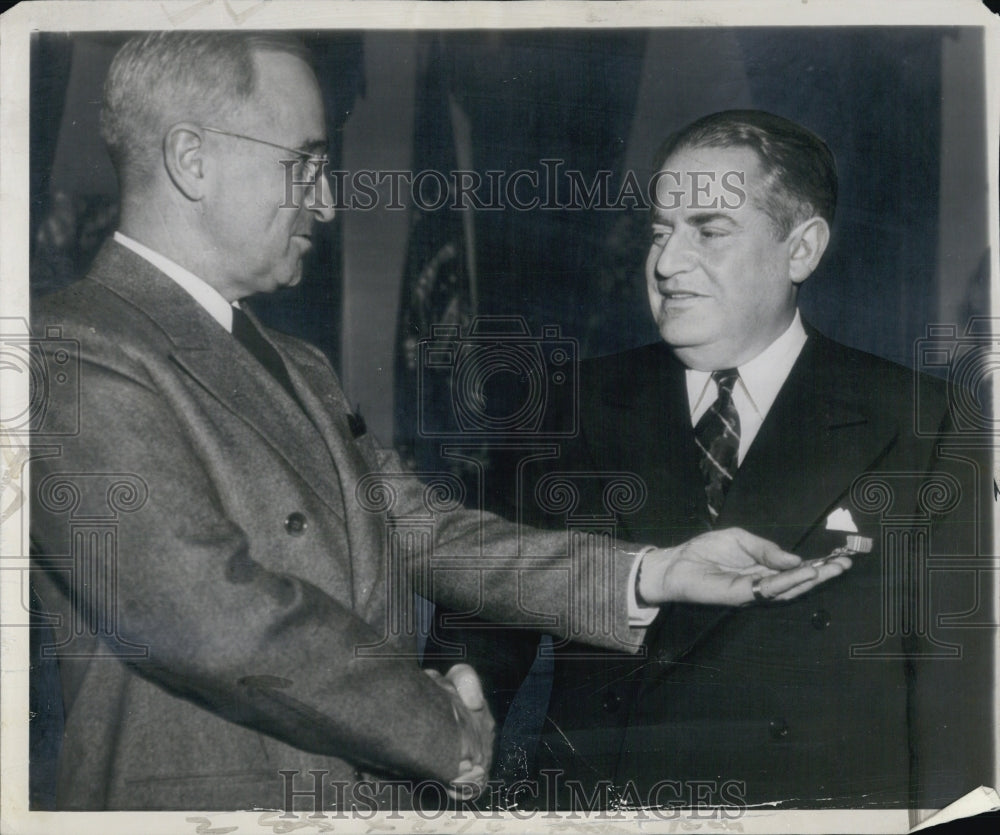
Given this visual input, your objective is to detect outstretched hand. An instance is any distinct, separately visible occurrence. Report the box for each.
[638,527,851,607]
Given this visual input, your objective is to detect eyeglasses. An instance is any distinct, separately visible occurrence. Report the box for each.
[201,126,328,186]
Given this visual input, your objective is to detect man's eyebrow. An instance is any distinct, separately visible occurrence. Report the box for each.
[650,211,740,227]
[687,212,739,226]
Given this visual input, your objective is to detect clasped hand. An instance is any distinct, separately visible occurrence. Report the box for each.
[428,528,849,797]
[424,663,495,800]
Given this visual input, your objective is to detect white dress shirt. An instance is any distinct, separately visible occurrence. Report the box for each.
[114,231,238,331]
[686,312,808,464]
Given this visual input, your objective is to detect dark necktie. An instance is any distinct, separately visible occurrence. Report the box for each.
[694,368,741,523]
[231,306,301,406]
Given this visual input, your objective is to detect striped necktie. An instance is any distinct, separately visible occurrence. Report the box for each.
[694,369,741,523]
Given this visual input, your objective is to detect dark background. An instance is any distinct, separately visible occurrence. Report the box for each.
[31,28,990,415]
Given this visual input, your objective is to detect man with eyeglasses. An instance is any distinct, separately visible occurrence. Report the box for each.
[29,33,849,812]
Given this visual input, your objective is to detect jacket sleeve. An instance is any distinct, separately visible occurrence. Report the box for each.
[282,321,650,654]
[365,436,648,654]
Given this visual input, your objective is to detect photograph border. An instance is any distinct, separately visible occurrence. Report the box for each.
[2,2,998,833]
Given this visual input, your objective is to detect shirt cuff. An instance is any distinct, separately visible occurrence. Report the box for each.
[622,545,659,626]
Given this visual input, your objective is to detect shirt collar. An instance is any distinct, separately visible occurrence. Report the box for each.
[686,311,808,421]
[113,231,236,332]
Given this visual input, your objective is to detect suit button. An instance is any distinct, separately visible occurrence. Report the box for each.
[769,718,789,740]
[284,512,308,536]
[811,609,832,630]
[602,690,622,714]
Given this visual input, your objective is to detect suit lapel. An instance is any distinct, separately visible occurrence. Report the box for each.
[719,334,899,553]
[645,333,901,669]
[88,242,347,519]
[585,344,707,544]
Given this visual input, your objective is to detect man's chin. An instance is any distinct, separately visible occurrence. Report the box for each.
[655,324,723,370]
[655,318,708,349]
[274,264,304,290]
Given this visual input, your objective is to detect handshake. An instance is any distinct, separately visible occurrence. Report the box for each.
[429,527,852,796]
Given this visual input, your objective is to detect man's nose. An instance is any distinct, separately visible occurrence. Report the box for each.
[653,230,694,279]
[308,170,336,223]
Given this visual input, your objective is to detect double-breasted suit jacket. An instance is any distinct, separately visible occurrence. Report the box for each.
[29,241,646,810]
[444,331,993,809]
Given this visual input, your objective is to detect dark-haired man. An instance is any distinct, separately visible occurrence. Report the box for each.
[438,110,993,809]
[27,38,847,813]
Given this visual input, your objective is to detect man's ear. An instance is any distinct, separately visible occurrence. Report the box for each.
[787,216,830,285]
[163,123,207,201]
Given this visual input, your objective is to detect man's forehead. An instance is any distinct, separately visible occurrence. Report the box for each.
[243,49,326,140]
[660,143,763,174]
[651,144,767,220]
[250,47,318,83]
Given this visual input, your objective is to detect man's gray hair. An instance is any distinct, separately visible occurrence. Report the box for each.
[101,31,312,185]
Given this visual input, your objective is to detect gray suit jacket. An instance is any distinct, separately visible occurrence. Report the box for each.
[29,241,645,810]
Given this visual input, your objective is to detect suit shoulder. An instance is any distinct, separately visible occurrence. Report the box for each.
[32,278,167,386]
[35,278,163,344]
[810,332,949,422]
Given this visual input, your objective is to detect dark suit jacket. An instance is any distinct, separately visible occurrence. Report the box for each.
[434,330,994,809]
[29,240,646,811]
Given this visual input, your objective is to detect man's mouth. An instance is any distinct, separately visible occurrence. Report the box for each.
[660,288,706,302]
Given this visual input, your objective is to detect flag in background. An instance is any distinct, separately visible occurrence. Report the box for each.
[394,35,479,481]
